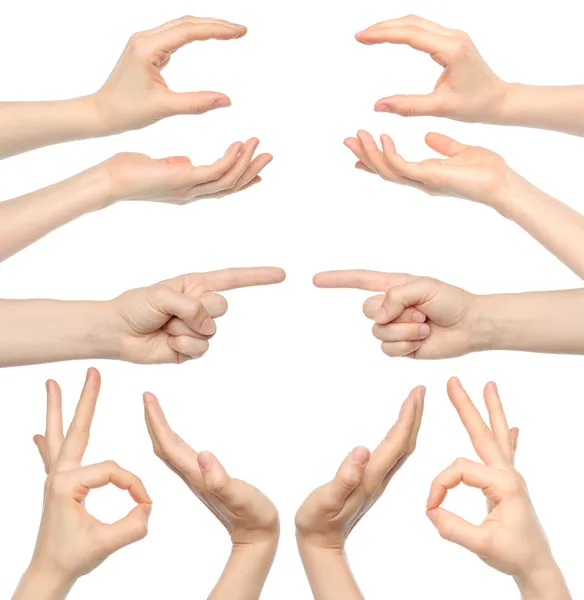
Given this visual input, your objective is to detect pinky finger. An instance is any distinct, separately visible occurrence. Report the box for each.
[33,435,51,474]
[381,341,422,358]
[356,161,376,174]
[167,336,209,360]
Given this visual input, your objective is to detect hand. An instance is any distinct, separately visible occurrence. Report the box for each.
[110,267,286,364]
[427,378,562,590]
[295,387,424,551]
[143,392,279,548]
[104,138,272,206]
[314,270,481,359]
[28,369,152,588]
[93,16,246,134]
[345,131,515,212]
[356,16,507,123]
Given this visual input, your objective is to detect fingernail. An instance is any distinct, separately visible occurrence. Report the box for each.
[351,446,370,466]
[419,324,431,339]
[200,318,216,336]
[412,311,426,323]
[198,451,215,470]
[375,307,389,323]
[375,103,392,113]
[214,98,231,109]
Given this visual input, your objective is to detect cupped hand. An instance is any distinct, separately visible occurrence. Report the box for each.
[345,131,513,211]
[295,387,424,551]
[30,368,152,585]
[144,393,279,547]
[314,270,479,359]
[356,15,507,123]
[104,138,272,205]
[427,378,555,582]
[93,16,247,133]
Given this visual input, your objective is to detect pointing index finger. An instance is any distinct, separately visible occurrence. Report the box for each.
[313,270,414,292]
[198,267,286,292]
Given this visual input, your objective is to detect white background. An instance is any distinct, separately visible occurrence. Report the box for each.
[0,1,582,598]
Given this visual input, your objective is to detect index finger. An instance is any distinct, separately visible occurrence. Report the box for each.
[447,378,509,468]
[356,25,454,56]
[198,267,287,292]
[149,22,246,53]
[142,16,247,37]
[57,368,101,470]
[313,270,413,292]
[361,16,452,35]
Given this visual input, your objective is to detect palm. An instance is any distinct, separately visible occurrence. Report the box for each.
[422,148,506,202]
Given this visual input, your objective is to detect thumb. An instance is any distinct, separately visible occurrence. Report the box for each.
[375,94,443,118]
[376,278,433,325]
[167,91,231,116]
[198,451,238,505]
[154,287,216,337]
[427,507,488,554]
[327,447,370,509]
[99,503,152,554]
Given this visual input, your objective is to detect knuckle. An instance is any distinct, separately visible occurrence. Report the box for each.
[128,34,149,55]
[453,457,468,470]
[49,473,71,497]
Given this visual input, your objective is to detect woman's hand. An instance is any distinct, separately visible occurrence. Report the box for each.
[110,267,286,364]
[313,270,482,360]
[356,16,507,123]
[13,369,151,600]
[345,131,515,213]
[103,138,271,206]
[144,392,279,547]
[295,386,424,551]
[93,16,247,134]
[427,378,571,599]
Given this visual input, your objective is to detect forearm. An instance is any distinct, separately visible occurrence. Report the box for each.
[0,163,112,263]
[298,544,365,600]
[495,173,584,279]
[473,289,584,354]
[12,568,74,600]
[0,299,120,366]
[515,563,572,600]
[493,84,584,137]
[0,96,106,159]
[208,541,278,600]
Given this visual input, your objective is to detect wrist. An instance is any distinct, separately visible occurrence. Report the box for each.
[63,300,123,362]
[296,534,345,559]
[515,561,571,600]
[14,565,75,600]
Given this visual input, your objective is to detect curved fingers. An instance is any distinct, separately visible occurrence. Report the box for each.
[427,458,502,510]
[76,461,151,504]
[148,22,246,54]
